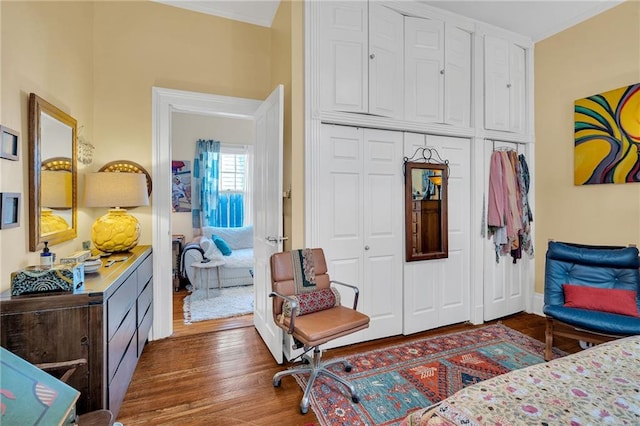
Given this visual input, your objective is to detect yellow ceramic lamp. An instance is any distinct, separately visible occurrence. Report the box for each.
[40,170,72,233]
[41,209,70,234]
[84,172,149,252]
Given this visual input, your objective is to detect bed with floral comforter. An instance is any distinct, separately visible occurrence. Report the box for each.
[402,335,640,425]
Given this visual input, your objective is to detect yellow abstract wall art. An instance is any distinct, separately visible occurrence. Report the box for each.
[574,83,640,185]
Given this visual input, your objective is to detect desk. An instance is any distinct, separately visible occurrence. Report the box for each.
[191,260,225,298]
[172,234,185,291]
[1,341,79,425]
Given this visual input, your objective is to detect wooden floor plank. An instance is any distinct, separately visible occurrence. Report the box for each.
[117,288,581,425]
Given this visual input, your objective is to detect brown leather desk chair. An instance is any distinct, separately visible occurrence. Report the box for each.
[269,248,370,414]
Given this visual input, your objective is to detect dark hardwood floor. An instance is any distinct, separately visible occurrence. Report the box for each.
[117,288,581,425]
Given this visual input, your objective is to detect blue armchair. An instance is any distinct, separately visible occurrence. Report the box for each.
[543,241,640,360]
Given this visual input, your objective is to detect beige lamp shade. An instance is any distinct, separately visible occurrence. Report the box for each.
[84,172,149,252]
[84,172,149,208]
[41,170,72,209]
[428,175,442,186]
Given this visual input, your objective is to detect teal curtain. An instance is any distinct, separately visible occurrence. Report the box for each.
[192,140,220,232]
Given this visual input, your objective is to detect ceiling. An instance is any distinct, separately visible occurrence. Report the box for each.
[155,0,623,42]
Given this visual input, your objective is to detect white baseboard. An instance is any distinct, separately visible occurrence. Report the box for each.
[531,292,545,316]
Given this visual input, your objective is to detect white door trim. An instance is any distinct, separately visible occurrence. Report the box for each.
[151,87,261,340]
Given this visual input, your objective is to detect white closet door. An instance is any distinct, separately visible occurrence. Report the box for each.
[319,1,368,114]
[444,25,471,127]
[403,133,471,334]
[318,124,403,347]
[318,125,366,347]
[362,128,404,340]
[509,44,526,134]
[484,35,510,132]
[369,3,404,119]
[483,141,526,321]
[404,16,444,123]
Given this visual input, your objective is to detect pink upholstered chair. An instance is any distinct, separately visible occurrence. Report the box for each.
[269,248,370,414]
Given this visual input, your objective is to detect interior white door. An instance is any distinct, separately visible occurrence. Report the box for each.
[404,16,444,123]
[253,85,284,363]
[443,25,471,127]
[483,140,526,321]
[484,35,510,132]
[402,133,471,334]
[369,2,403,119]
[317,124,403,348]
[319,1,368,114]
[509,44,526,134]
[362,128,404,339]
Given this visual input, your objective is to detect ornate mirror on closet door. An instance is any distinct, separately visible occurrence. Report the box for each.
[405,162,448,261]
[28,93,78,251]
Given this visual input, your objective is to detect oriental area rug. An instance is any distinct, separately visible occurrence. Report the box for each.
[294,324,566,426]
[183,285,253,323]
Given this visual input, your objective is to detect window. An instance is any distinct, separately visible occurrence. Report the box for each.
[217,150,248,227]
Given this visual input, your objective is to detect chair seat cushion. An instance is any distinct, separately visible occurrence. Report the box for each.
[281,306,370,346]
[544,304,640,335]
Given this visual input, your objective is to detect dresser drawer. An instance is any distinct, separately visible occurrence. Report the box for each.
[137,253,153,295]
[137,279,153,327]
[107,272,137,341]
[138,301,153,357]
[108,333,137,416]
[108,307,136,382]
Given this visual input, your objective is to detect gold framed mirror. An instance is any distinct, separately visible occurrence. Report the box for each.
[405,162,448,261]
[28,93,78,251]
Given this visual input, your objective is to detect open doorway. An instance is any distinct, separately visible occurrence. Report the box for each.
[171,114,255,335]
[151,86,283,345]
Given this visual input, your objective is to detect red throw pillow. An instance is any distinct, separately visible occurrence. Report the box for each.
[563,284,640,317]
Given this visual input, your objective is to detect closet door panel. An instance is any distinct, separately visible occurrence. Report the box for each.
[444,26,471,127]
[484,36,510,131]
[369,3,404,119]
[363,128,403,339]
[431,136,471,325]
[483,141,526,321]
[403,133,471,334]
[404,16,444,123]
[509,44,526,134]
[318,125,364,291]
[319,2,368,113]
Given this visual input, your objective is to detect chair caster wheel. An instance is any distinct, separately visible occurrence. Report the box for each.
[352,396,359,404]
[345,365,352,372]
[300,406,309,414]
[273,379,281,387]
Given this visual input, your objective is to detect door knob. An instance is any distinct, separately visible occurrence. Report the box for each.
[266,236,289,243]
[364,245,370,250]
[369,53,375,59]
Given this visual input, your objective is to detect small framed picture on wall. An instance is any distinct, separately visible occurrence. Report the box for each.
[0,125,20,161]
[0,192,21,229]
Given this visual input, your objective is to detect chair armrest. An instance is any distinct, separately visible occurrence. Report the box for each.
[269,291,298,334]
[330,280,360,310]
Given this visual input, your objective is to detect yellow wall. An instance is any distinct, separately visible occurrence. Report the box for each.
[0,1,286,292]
[534,0,640,294]
[0,1,95,287]
[270,0,305,250]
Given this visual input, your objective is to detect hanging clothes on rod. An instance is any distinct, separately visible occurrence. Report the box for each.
[486,147,534,263]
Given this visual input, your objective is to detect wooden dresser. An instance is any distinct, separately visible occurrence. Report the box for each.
[0,245,153,418]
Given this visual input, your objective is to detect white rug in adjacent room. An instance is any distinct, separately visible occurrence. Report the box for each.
[183,285,254,323]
